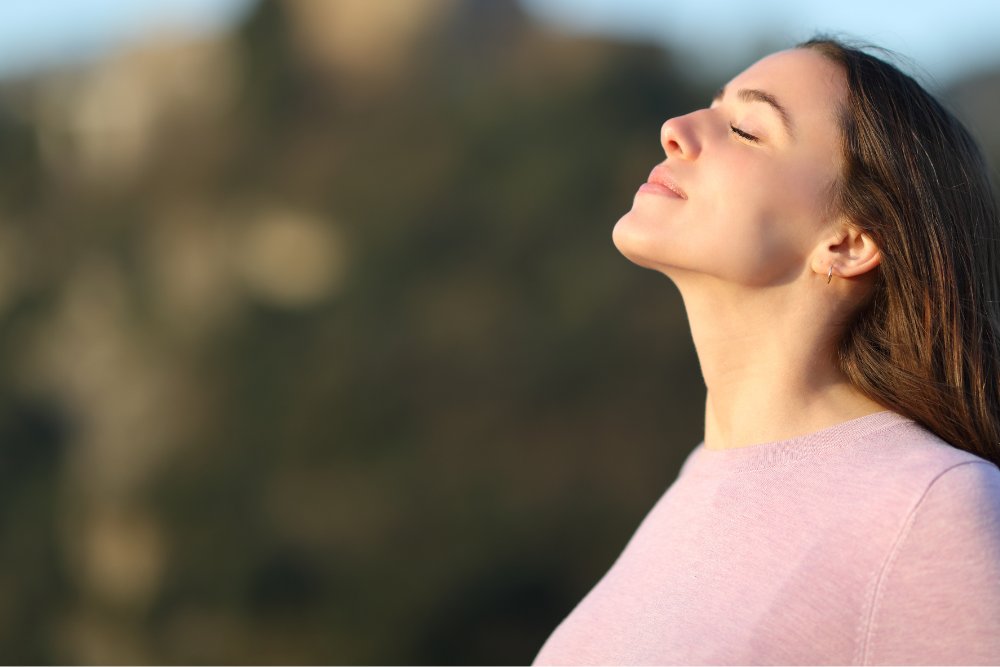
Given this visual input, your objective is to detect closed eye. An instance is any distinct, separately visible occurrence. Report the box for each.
[730,123,760,144]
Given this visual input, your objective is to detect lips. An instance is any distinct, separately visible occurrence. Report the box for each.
[646,165,687,199]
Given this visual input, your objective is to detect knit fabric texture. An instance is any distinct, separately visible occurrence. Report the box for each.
[533,411,1000,665]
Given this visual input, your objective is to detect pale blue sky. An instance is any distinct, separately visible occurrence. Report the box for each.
[521,0,1000,83]
[0,0,254,79]
[0,0,997,84]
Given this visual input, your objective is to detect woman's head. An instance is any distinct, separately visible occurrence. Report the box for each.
[613,48,876,288]
[615,37,1000,465]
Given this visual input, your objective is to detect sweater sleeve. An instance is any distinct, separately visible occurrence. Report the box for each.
[864,461,1000,666]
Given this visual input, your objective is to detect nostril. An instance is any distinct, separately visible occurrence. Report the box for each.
[661,120,684,157]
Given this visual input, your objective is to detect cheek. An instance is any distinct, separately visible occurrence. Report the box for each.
[736,170,834,275]
[709,193,785,281]
[705,167,833,282]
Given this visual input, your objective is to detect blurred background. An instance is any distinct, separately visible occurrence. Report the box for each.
[0,0,996,663]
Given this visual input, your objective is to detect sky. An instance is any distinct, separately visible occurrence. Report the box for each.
[521,0,1000,84]
[0,0,997,84]
[0,0,254,79]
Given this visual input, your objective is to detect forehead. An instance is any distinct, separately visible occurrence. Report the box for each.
[728,49,846,138]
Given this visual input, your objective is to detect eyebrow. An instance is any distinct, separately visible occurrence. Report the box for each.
[713,85,794,137]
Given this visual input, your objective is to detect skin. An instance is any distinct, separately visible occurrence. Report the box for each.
[613,48,885,451]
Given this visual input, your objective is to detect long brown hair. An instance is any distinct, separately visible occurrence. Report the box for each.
[799,38,1000,466]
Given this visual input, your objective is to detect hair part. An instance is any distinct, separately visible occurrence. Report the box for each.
[797,37,1000,466]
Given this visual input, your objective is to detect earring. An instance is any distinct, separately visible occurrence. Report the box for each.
[827,266,834,284]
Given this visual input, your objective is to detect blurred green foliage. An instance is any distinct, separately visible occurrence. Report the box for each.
[0,1,711,662]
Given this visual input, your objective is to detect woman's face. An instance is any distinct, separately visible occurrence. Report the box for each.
[613,48,847,286]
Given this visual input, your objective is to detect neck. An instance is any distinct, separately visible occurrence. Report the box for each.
[672,271,886,450]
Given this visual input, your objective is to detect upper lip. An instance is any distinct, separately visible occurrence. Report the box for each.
[647,165,687,199]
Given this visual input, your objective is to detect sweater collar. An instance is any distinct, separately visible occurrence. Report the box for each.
[688,411,915,475]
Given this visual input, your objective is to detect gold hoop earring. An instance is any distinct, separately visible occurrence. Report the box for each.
[827,266,834,284]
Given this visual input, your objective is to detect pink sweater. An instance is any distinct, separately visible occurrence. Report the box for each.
[534,411,1000,665]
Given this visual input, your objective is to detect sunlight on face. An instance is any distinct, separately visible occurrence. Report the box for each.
[613,48,847,287]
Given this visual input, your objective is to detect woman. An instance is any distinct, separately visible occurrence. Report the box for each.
[534,39,1000,665]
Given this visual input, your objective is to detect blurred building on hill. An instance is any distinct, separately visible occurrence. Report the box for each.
[284,0,458,81]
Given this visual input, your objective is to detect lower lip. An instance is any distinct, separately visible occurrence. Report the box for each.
[638,182,684,199]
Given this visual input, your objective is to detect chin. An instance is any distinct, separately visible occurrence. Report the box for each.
[612,221,721,287]
[613,210,671,272]
[611,213,631,253]
[612,213,644,265]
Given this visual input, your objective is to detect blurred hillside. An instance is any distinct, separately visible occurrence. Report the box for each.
[949,69,1000,170]
[0,1,996,664]
[0,0,710,663]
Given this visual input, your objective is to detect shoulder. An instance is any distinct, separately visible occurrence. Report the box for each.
[902,457,1000,540]
[843,415,999,496]
[864,458,1000,664]
[916,438,1000,521]
[862,415,986,464]
[861,420,1000,663]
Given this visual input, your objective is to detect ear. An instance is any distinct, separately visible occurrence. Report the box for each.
[812,223,881,282]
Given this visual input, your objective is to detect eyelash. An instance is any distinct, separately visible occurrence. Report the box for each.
[729,123,760,144]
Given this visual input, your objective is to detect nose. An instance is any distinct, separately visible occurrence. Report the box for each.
[661,112,701,161]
